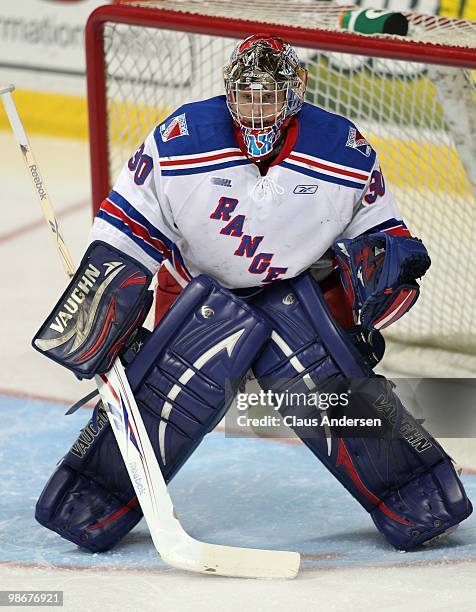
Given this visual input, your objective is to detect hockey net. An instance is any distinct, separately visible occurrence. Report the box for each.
[86,0,476,377]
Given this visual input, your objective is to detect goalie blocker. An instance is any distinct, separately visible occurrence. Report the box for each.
[32,241,154,379]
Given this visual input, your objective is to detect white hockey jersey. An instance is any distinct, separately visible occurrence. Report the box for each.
[90,96,408,289]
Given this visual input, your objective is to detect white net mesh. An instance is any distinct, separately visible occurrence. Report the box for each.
[121,0,476,47]
[96,2,476,376]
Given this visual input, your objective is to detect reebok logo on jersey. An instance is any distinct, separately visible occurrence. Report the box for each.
[211,177,232,187]
[346,126,372,157]
[160,113,189,142]
[293,185,318,194]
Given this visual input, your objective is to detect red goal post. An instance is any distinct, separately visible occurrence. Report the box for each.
[85,1,476,376]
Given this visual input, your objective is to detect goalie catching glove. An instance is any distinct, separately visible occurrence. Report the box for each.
[32,241,153,379]
[333,232,431,331]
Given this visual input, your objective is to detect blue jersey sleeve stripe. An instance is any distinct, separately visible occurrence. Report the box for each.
[363,218,408,233]
[161,159,251,176]
[108,190,174,251]
[96,209,166,264]
[280,161,366,190]
[171,245,192,281]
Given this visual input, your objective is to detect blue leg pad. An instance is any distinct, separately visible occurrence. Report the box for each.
[36,275,271,552]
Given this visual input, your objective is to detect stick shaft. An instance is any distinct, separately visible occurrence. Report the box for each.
[1,85,299,577]
[1,87,75,277]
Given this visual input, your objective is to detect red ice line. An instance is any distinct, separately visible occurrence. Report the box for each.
[0,199,89,245]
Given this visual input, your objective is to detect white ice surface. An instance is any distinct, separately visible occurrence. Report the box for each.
[2,562,476,612]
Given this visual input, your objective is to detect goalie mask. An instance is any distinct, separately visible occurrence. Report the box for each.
[224,34,307,159]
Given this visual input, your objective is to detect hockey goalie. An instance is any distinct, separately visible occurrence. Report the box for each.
[33,34,472,554]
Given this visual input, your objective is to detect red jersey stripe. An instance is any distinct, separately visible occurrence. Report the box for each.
[381,226,412,237]
[160,150,245,167]
[289,153,369,181]
[172,251,191,281]
[101,198,171,259]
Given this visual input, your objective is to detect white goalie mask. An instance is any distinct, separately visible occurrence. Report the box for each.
[224,34,308,159]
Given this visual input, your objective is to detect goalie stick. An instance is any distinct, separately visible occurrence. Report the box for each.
[1,84,300,579]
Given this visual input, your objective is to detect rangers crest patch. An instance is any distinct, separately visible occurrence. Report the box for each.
[160,113,189,142]
[346,126,372,157]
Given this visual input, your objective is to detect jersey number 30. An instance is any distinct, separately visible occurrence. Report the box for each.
[364,169,385,204]
[128,143,153,185]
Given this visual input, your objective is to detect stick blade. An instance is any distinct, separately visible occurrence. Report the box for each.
[164,544,300,579]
